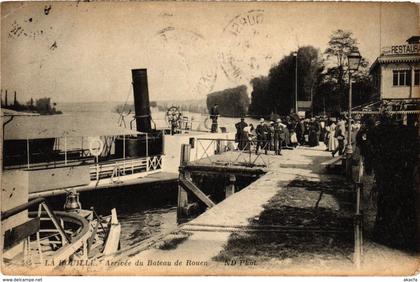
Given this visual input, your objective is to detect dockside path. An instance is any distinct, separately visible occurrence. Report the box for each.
[109,145,418,275]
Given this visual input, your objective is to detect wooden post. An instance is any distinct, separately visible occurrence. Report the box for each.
[195,139,198,161]
[64,136,67,165]
[177,185,189,223]
[180,144,191,167]
[145,133,150,172]
[354,183,362,268]
[96,156,99,181]
[225,174,236,198]
[145,133,149,158]
[177,144,191,223]
[216,139,221,154]
[26,139,30,169]
[354,212,362,269]
[123,134,126,159]
[354,158,364,267]
[123,134,126,174]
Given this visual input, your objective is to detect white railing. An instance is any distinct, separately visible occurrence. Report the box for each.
[89,155,162,181]
[195,138,268,167]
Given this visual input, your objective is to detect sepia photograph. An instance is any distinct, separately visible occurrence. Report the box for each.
[1,0,419,278]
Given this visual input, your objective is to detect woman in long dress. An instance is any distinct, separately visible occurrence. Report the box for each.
[328,122,338,151]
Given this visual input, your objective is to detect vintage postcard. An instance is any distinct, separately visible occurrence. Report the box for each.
[1,0,419,277]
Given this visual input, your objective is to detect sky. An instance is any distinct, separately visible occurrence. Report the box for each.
[1,2,419,103]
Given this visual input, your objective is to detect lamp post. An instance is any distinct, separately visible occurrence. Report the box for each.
[293,51,298,113]
[345,49,362,180]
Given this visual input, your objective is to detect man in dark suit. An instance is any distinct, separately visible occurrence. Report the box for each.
[273,119,284,155]
[235,117,248,150]
[256,118,268,154]
[210,104,219,133]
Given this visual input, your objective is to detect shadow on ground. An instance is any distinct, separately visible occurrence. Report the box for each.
[213,165,355,265]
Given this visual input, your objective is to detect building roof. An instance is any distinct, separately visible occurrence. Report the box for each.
[4,114,141,140]
[369,35,420,74]
[407,36,420,44]
[378,55,420,64]
[369,55,420,74]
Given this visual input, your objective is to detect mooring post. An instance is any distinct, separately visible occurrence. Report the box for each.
[225,174,236,198]
[180,144,191,167]
[216,139,221,155]
[177,144,191,223]
[354,158,364,267]
[354,181,363,268]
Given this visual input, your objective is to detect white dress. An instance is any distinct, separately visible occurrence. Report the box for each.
[328,123,338,151]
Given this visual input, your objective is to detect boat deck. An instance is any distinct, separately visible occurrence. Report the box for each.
[29,171,178,199]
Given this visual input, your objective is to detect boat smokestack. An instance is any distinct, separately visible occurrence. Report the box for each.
[131,69,152,133]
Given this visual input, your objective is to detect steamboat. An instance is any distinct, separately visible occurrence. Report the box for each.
[1,69,233,266]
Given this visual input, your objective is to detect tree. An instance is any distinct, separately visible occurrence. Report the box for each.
[206,85,249,117]
[317,29,373,114]
[248,45,323,116]
[34,98,62,115]
[266,54,295,115]
[297,46,324,102]
[248,76,270,116]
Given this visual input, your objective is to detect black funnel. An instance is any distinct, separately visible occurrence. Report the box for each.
[131,69,152,132]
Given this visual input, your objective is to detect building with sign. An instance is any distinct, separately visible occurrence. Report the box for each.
[370,36,420,100]
[360,36,420,125]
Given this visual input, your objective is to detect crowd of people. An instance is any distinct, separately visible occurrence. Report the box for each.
[234,115,362,156]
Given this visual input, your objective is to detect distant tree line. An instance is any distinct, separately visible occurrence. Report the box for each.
[156,102,207,114]
[1,91,62,115]
[248,29,377,117]
[206,85,249,117]
[114,100,208,114]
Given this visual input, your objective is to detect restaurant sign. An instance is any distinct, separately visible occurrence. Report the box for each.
[383,44,420,55]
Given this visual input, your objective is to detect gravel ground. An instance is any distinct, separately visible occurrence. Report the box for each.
[213,178,355,266]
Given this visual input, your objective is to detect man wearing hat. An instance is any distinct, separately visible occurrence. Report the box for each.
[235,117,248,150]
[273,119,284,155]
[209,103,219,133]
[255,118,268,154]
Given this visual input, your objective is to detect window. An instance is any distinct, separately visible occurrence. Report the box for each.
[393,71,398,85]
[392,70,411,86]
[415,70,420,86]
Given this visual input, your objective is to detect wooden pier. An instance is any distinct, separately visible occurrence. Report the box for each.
[111,143,418,275]
[176,143,267,223]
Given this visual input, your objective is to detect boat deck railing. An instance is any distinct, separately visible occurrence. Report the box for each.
[3,148,93,170]
[4,153,163,181]
[89,155,163,181]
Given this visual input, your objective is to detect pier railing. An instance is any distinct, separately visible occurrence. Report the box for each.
[195,138,269,167]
